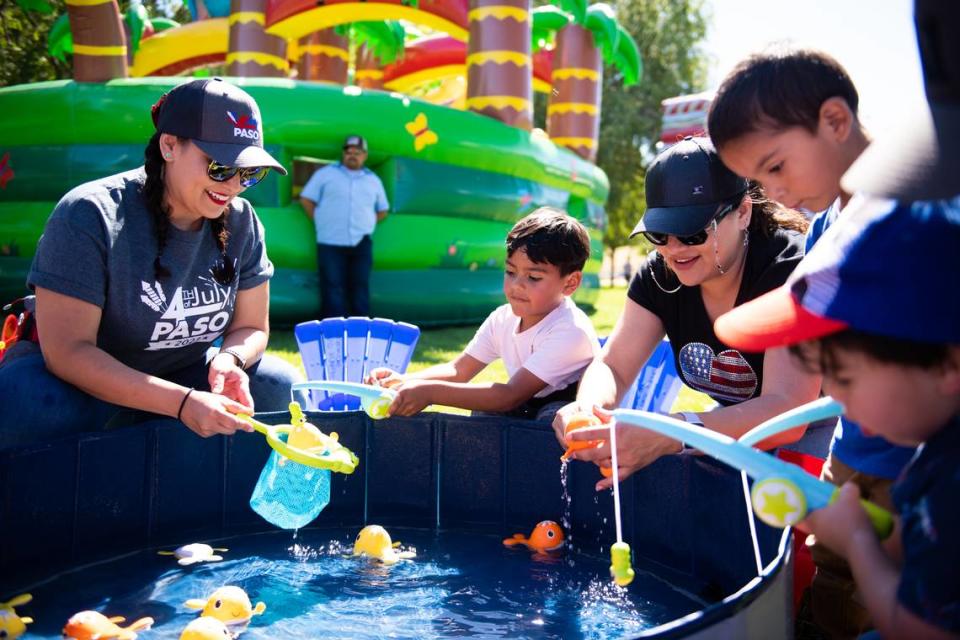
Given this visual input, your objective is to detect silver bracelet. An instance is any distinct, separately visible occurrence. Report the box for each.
[221,347,247,370]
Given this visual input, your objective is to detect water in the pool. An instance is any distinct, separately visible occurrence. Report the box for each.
[15,528,709,639]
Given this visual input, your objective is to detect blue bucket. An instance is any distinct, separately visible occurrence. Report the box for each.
[249,448,331,529]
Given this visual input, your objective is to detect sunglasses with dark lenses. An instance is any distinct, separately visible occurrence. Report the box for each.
[642,200,739,247]
[207,161,270,188]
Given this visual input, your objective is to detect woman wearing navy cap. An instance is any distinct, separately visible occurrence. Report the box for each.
[554,136,821,489]
[0,78,302,446]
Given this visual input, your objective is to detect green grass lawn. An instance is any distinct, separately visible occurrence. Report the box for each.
[266,286,714,413]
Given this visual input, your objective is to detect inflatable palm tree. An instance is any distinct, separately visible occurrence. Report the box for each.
[226,0,288,77]
[533,2,641,160]
[465,0,532,129]
[295,28,350,83]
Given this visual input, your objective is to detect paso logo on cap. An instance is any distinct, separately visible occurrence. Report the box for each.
[227,111,260,140]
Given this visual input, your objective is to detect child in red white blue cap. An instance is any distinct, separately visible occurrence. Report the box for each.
[715,193,960,638]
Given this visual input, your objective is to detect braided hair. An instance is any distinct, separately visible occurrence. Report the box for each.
[143,94,233,283]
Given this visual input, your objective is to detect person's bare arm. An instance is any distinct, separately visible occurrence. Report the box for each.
[693,346,821,446]
[368,352,487,389]
[552,298,665,444]
[207,282,270,408]
[388,367,547,416]
[376,209,388,222]
[35,287,253,437]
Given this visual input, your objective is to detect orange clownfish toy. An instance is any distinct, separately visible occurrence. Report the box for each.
[62,610,154,640]
[503,520,565,554]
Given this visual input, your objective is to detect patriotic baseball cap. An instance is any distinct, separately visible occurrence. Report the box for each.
[714,195,960,351]
[152,78,287,175]
[343,135,368,152]
[631,136,749,238]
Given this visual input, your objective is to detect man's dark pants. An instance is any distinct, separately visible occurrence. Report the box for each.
[316,235,372,318]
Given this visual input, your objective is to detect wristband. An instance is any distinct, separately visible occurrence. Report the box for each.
[221,347,247,370]
[177,388,194,422]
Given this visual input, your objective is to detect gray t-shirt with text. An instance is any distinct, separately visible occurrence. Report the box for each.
[29,168,273,376]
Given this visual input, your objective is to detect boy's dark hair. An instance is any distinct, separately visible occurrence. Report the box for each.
[708,48,860,150]
[506,207,591,275]
[789,329,952,378]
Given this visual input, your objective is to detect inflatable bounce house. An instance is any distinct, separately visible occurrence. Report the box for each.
[0,0,644,325]
[658,90,711,147]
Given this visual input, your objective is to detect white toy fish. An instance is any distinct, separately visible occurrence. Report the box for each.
[158,543,228,566]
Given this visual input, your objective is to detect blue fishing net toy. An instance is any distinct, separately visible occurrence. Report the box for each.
[242,403,359,530]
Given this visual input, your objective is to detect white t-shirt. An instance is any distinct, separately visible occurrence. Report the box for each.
[464,297,599,398]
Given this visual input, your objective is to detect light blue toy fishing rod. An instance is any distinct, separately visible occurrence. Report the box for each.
[739,397,844,447]
[291,381,396,419]
[611,408,894,537]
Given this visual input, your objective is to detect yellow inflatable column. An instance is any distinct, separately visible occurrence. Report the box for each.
[465,0,532,130]
[547,24,602,162]
[66,0,128,82]
[295,28,349,83]
[226,0,288,78]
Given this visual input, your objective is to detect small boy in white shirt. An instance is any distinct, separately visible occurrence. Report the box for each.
[367,207,599,421]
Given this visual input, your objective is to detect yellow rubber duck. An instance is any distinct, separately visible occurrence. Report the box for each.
[0,593,33,639]
[352,525,416,565]
[62,610,154,640]
[179,616,232,640]
[184,586,266,625]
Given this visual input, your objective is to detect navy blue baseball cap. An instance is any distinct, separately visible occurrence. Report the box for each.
[631,136,749,238]
[152,78,287,175]
[715,195,960,351]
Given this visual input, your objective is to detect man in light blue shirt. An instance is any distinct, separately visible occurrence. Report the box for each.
[300,135,389,317]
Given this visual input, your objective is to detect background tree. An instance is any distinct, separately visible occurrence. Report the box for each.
[596,0,708,277]
[2,0,69,86]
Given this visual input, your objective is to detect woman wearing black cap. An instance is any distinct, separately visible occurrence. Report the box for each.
[554,137,821,489]
[0,78,302,446]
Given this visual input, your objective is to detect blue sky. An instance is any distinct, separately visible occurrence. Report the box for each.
[702,0,925,133]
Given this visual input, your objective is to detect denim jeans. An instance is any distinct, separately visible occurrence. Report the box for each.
[0,342,303,450]
[317,235,372,318]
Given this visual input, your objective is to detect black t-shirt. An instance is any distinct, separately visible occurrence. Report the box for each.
[627,227,804,406]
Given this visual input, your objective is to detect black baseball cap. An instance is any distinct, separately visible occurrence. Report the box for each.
[631,137,748,238]
[152,78,287,175]
[343,135,368,152]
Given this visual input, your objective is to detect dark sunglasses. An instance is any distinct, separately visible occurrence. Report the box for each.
[207,160,270,188]
[642,200,740,247]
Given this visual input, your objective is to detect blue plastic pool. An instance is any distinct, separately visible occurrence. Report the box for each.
[0,411,793,639]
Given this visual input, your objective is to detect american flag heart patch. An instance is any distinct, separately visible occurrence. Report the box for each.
[678,342,758,403]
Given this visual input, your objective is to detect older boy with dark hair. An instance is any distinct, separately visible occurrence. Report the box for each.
[707,46,916,639]
[368,207,598,420]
